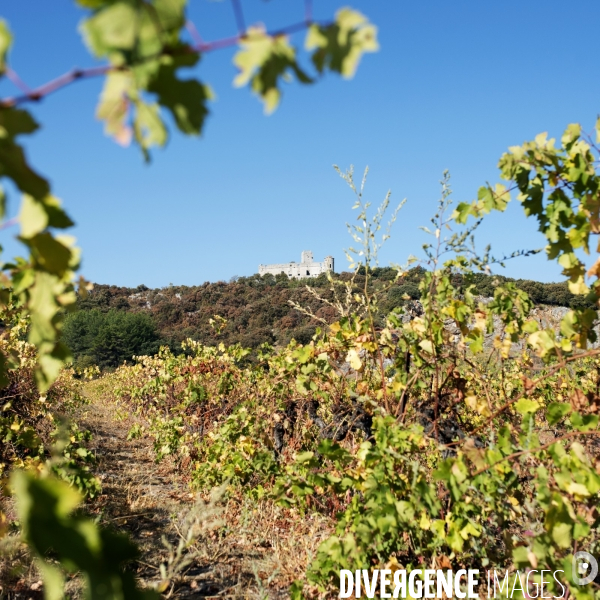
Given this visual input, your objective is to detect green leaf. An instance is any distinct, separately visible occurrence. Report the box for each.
[26,270,75,391]
[306,8,378,79]
[551,522,572,549]
[133,100,167,159]
[527,330,556,358]
[0,108,49,199]
[25,233,73,275]
[452,201,476,224]
[419,339,434,354]
[318,439,350,463]
[294,346,313,364]
[147,57,211,135]
[0,184,5,220]
[20,194,49,238]
[467,330,484,354]
[96,71,132,145]
[36,561,65,600]
[0,19,12,74]
[12,470,157,600]
[570,412,599,432]
[346,348,363,370]
[294,451,314,463]
[561,123,581,148]
[75,0,107,7]
[234,27,311,114]
[80,2,139,56]
[0,107,39,137]
[289,580,304,600]
[42,195,75,230]
[547,402,571,425]
[152,0,187,32]
[515,398,540,415]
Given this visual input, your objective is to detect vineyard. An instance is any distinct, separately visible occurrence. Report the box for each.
[3,161,600,597]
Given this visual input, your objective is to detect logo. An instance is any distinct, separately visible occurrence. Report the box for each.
[572,551,598,586]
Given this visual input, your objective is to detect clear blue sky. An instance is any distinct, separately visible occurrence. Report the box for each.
[1,1,599,288]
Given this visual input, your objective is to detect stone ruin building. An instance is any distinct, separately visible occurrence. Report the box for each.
[258,250,334,279]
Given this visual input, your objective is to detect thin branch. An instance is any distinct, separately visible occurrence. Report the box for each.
[471,347,600,434]
[470,430,600,478]
[1,65,112,108]
[0,217,18,231]
[231,0,246,35]
[5,66,31,94]
[304,0,313,23]
[0,19,326,109]
[185,20,205,47]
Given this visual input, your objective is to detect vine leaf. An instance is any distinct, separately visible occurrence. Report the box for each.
[81,2,139,55]
[146,54,212,136]
[96,71,133,146]
[0,19,12,73]
[306,8,379,79]
[233,27,312,114]
[80,0,196,157]
[0,108,50,198]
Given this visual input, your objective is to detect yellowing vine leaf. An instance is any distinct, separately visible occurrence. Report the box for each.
[346,348,363,371]
[0,19,12,73]
[96,71,132,145]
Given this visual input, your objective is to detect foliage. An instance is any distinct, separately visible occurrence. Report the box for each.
[12,470,156,600]
[454,124,600,297]
[3,3,600,600]
[62,308,162,369]
[0,306,100,499]
[0,0,377,391]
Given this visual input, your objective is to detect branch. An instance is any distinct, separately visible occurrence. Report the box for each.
[0,19,328,109]
[0,65,112,108]
[5,66,31,94]
[469,347,600,435]
[470,430,600,478]
[231,0,247,36]
[304,0,313,23]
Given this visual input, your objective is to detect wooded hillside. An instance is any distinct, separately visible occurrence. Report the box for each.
[64,268,592,368]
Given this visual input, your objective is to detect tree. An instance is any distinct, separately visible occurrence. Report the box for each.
[62,309,162,369]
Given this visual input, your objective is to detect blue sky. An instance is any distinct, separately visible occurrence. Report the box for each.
[1,1,599,288]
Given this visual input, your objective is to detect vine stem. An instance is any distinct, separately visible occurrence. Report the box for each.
[304,0,313,23]
[0,217,18,231]
[468,347,600,436]
[231,0,247,35]
[469,430,600,478]
[0,19,327,109]
[5,66,31,94]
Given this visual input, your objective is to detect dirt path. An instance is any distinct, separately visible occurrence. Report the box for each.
[79,395,327,599]
[80,396,244,597]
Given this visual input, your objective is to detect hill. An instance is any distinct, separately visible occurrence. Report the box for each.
[63,268,593,369]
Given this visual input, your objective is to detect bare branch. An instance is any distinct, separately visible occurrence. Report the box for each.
[231,0,247,35]
[304,0,313,23]
[5,66,31,94]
